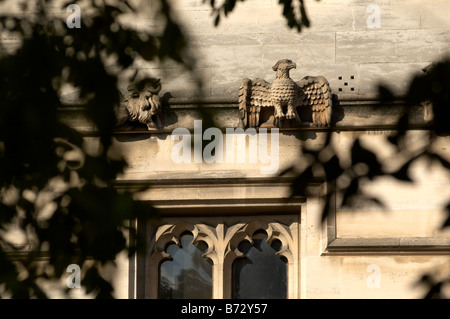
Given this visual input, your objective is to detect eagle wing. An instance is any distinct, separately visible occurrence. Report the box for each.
[296,76,332,126]
[239,78,272,128]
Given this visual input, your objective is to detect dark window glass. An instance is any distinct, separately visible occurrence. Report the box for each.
[159,233,212,299]
[233,231,287,299]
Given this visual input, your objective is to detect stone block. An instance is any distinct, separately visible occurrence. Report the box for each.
[336,256,449,298]
[261,43,335,69]
[211,64,263,97]
[358,63,424,94]
[257,3,420,33]
[336,210,450,238]
[336,29,450,63]
[175,8,260,35]
[188,33,263,48]
[116,66,210,98]
[420,3,450,29]
[304,256,343,298]
[196,44,263,68]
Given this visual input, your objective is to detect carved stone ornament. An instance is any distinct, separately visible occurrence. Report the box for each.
[114,78,163,130]
[239,59,333,128]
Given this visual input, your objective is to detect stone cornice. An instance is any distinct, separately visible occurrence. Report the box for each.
[57,94,432,135]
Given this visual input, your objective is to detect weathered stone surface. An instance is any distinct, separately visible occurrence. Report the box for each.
[337,210,450,238]
[336,29,450,63]
[261,42,335,66]
[80,1,450,101]
[115,78,163,130]
[420,3,450,29]
[4,0,450,300]
[358,63,424,94]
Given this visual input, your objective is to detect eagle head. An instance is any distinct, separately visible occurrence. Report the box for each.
[272,59,297,72]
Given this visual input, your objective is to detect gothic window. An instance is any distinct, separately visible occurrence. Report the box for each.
[159,232,213,299]
[232,230,287,299]
[147,216,298,299]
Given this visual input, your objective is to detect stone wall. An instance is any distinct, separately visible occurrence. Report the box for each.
[2,0,448,100]
[1,0,450,299]
[122,0,450,98]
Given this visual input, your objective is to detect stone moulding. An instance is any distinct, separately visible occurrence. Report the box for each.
[324,202,450,256]
[57,94,432,135]
[324,237,450,255]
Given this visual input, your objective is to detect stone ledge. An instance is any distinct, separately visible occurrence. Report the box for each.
[149,198,305,216]
[114,175,322,206]
[113,174,321,187]
[57,94,431,135]
[325,237,450,255]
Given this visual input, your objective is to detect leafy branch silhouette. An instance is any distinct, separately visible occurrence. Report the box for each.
[0,0,448,298]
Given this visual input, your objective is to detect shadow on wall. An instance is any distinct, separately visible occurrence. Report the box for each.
[283,93,344,141]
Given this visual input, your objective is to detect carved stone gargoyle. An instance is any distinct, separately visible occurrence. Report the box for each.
[114,78,163,130]
[239,59,333,128]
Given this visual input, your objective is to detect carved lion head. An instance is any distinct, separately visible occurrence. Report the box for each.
[122,78,162,129]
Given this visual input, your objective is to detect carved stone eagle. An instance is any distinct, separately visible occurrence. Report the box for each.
[239,59,333,128]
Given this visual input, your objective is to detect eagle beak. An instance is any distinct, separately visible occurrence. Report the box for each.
[291,63,297,69]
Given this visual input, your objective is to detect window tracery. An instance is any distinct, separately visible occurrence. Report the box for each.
[148,217,299,299]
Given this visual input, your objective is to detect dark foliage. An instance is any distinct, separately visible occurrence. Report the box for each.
[283,59,450,298]
[0,0,448,299]
[0,0,185,298]
[208,0,310,32]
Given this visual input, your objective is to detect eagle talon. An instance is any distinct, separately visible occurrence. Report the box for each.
[285,111,296,119]
[274,107,285,119]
